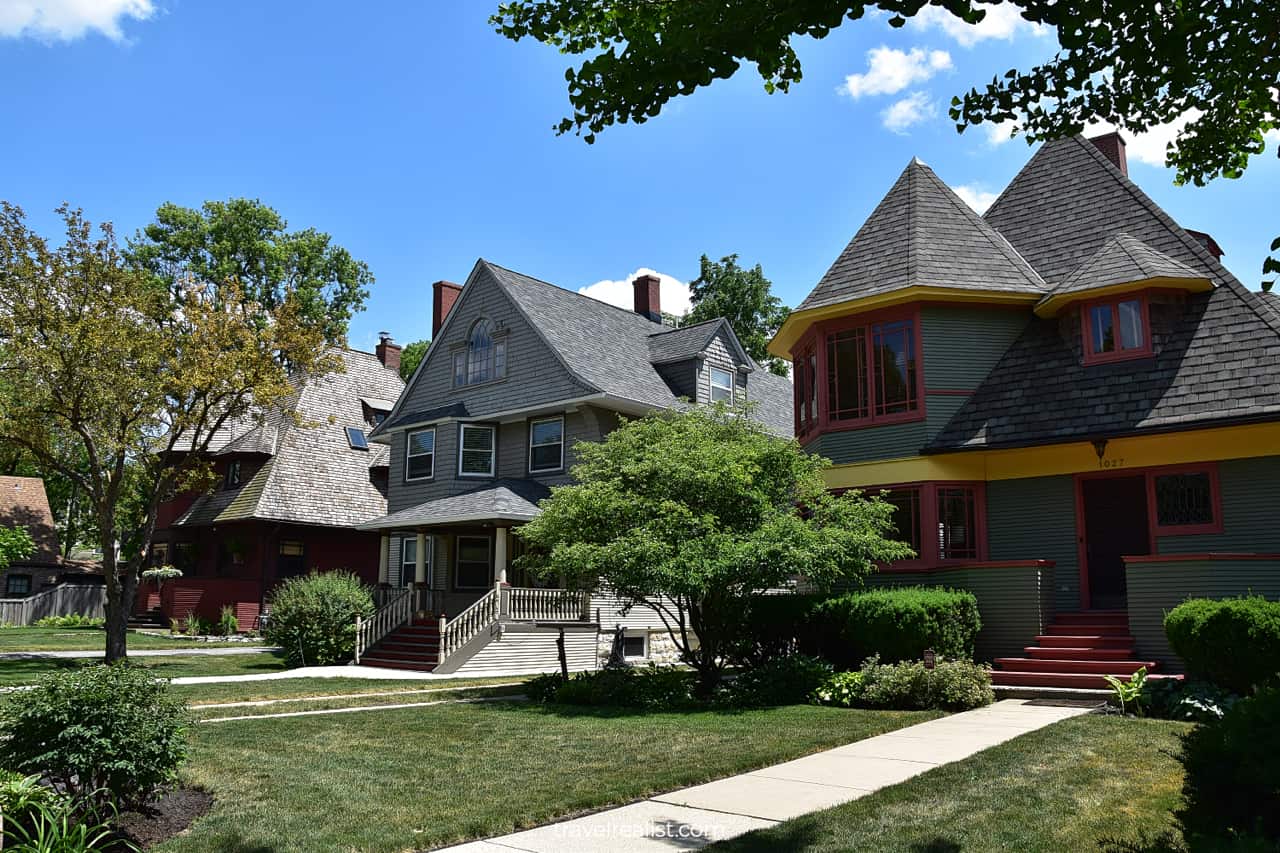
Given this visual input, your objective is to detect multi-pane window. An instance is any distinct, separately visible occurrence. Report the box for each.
[528,417,564,473]
[803,315,920,436]
[5,574,31,596]
[1151,468,1219,534]
[405,428,435,481]
[277,540,306,579]
[455,536,492,589]
[458,424,496,477]
[883,488,922,556]
[873,320,918,416]
[400,535,431,586]
[709,367,734,404]
[936,487,980,561]
[794,344,819,437]
[1084,295,1150,363]
[863,483,984,567]
[453,319,507,387]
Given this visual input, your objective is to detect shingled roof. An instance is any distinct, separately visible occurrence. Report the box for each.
[796,159,1045,314]
[929,137,1280,451]
[358,479,550,530]
[0,476,59,564]
[482,261,795,437]
[176,348,405,528]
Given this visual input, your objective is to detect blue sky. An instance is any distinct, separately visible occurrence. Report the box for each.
[3,1,1276,352]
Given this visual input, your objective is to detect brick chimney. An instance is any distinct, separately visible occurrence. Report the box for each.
[632,273,662,323]
[432,280,463,336]
[1089,132,1128,176]
[375,332,401,371]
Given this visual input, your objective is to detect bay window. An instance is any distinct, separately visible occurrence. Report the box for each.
[869,482,985,568]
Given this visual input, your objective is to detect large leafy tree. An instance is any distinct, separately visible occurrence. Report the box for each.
[516,404,912,693]
[0,527,34,572]
[398,339,431,381]
[686,254,790,375]
[492,0,1280,284]
[0,203,335,660]
[128,198,372,345]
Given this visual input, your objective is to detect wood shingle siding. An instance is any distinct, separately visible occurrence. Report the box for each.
[1126,556,1280,672]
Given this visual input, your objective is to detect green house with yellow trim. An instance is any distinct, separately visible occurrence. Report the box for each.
[769,133,1280,690]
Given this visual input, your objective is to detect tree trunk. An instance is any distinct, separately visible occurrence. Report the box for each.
[100,526,130,663]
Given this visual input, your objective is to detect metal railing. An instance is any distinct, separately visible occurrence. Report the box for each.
[509,587,590,621]
[354,587,412,664]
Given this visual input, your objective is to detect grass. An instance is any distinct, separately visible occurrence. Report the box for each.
[156,702,938,852]
[190,684,530,720]
[0,627,258,652]
[709,714,1191,853]
[170,674,532,706]
[0,651,288,687]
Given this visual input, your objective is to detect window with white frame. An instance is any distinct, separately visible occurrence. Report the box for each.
[405,428,435,481]
[452,319,507,387]
[458,424,495,477]
[622,632,647,659]
[709,366,734,404]
[528,416,564,473]
[455,536,491,589]
[400,535,432,586]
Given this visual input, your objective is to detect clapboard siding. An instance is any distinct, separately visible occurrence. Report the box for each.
[987,475,1080,611]
[449,625,599,676]
[1156,456,1280,554]
[920,306,1028,390]
[806,420,929,464]
[1126,557,1280,671]
[589,589,671,630]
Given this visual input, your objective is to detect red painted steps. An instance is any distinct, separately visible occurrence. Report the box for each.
[991,610,1169,690]
[358,620,442,672]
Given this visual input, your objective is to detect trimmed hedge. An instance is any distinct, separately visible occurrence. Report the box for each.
[811,587,982,668]
[1164,596,1280,693]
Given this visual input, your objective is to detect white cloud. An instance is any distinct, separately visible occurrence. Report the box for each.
[0,0,154,42]
[907,5,1048,47]
[841,47,952,99]
[954,184,999,213]
[881,92,937,133]
[1085,110,1202,167]
[984,119,1019,146]
[578,268,692,318]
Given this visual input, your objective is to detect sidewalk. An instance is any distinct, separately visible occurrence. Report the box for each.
[447,699,1094,852]
[172,664,530,685]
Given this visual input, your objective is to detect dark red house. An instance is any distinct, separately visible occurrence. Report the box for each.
[139,339,406,629]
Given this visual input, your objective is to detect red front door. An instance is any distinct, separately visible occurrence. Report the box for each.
[1080,475,1151,609]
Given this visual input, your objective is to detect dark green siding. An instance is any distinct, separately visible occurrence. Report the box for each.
[1127,558,1280,671]
[986,476,1081,611]
[806,421,928,463]
[867,564,1054,662]
[920,306,1028,390]
[924,394,966,442]
[1156,456,1280,554]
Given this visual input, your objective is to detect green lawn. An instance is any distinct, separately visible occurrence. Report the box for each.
[171,674,531,706]
[157,702,938,852]
[0,651,288,687]
[709,714,1190,853]
[190,683,530,720]
[0,627,259,652]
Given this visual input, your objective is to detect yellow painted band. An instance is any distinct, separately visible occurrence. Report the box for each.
[821,421,1280,489]
[1033,276,1213,318]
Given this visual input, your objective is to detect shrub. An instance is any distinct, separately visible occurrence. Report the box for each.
[811,587,982,668]
[1141,678,1240,723]
[1165,596,1280,693]
[1178,685,1280,846]
[0,664,189,811]
[3,795,132,852]
[33,614,104,629]
[185,612,210,637]
[0,770,60,840]
[813,656,993,711]
[524,672,567,703]
[537,665,694,709]
[262,571,374,666]
[728,594,828,665]
[217,605,239,636]
[719,655,833,708]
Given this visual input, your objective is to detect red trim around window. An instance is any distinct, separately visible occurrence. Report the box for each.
[1081,292,1154,365]
[1146,462,1223,537]
[793,307,926,439]
[840,481,987,571]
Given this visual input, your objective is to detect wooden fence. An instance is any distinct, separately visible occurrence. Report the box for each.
[0,584,106,626]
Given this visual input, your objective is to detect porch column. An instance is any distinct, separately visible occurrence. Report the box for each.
[377,535,389,585]
[494,527,508,584]
[415,532,427,585]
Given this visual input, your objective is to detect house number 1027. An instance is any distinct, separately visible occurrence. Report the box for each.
[1099,457,1125,469]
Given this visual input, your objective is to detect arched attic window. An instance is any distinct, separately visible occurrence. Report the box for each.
[452,318,507,387]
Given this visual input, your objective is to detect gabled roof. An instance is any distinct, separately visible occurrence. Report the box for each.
[0,476,59,564]
[796,159,1047,314]
[1035,233,1211,316]
[648,318,751,367]
[175,348,405,528]
[356,479,551,530]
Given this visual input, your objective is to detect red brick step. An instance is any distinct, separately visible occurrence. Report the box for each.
[1025,646,1134,660]
[995,658,1156,675]
[1035,634,1135,648]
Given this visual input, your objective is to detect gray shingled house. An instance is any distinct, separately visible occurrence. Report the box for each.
[355,261,792,673]
[141,345,406,629]
[768,132,1280,690]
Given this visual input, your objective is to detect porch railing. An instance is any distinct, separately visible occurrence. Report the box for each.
[439,584,500,661]
[355,587,412,664]
[509,587,590,621]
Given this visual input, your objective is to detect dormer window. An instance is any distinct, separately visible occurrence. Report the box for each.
[709,366,734,404]
[1083,294,1151,364]
[452,319,507,387]
[224,460,241,490]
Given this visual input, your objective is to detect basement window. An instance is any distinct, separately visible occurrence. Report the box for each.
[622,632,647,659]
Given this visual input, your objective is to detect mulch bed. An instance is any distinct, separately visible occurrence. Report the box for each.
[117,788,213,849]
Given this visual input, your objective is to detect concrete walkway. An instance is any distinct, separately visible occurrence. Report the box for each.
[447,699,1095,852]
[0,646,280,660]
[172,664,530,685]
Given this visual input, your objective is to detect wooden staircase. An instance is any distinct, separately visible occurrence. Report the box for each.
[127,606,166,630]
[991,610,1174,690]
[357,619,440,672]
